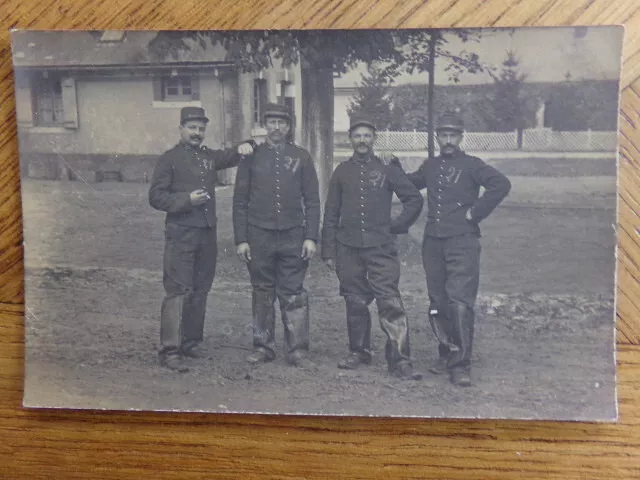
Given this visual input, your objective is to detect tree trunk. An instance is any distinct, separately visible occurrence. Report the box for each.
[427,33,436,161]
[301,62,334,207]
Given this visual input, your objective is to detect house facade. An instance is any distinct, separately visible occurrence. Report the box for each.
[11,30,302,182]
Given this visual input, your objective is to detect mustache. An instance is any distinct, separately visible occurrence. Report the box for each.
[190,135,203,141]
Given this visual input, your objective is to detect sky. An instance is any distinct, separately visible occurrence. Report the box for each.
[335,26,625,87]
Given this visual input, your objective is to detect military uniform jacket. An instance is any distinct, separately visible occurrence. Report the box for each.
[321,155,423,260]
[149,142,243,228]
[232,142,321,244]
[407,151,511,238]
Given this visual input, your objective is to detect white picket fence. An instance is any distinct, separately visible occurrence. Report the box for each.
[372,128,617,152]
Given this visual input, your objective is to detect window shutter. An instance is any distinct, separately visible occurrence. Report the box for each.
[14,72,34,127]
[191,74,200,101]
[61,77,78,129]
[152,76,163,101]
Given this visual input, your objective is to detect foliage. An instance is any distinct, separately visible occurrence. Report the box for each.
[481,49,538,133]
[347,64,394,130]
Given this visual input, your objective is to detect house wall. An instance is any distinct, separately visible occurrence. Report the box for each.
[334,92,353,133]
[17,71,245,181]
[18,73,231,155]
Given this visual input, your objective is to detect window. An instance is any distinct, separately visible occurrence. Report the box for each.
[33,78,64,126]
[29,76,78,129]
[253,78,267,126]
[153,74,200,103]
[164,76,193,101]
[277,81,295,115]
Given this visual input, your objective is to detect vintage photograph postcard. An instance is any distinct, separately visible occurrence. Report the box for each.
[12,26,622,420]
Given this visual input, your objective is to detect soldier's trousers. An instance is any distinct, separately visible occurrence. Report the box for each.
[159,223,217,357]
[246,225,310,360]
[335,241,412,371]
[423,233,480,371]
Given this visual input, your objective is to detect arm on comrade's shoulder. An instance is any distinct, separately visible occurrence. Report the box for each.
[388,165,424,234]
[301,152,321,242]
[468,157,512,223]
[204,140,257,171]
[406,160,428,190]
[148,153,193,213]
[378,152,403,169]
[379,152,427,190]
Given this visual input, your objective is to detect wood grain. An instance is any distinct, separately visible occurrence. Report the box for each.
[1,0,639,478]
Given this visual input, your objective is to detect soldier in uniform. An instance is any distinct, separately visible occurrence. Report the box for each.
[405,112,511,386]
[233,103,320,367]
[149,106,255,372]
[321,115,424,380]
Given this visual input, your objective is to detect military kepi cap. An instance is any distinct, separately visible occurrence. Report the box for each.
[180,106,209,125]
[263,102,292,123]
[348,114,376,133]
[436,112,464,132]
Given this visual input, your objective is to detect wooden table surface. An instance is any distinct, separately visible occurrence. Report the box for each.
[1,1,639,478]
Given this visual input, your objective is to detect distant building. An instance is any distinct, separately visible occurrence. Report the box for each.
[11,30,301,182]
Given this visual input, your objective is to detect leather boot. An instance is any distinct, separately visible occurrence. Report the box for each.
[279,291,311,366]
[429,344,451,375]
[447,302,475,386]
[427,307,457,375]
[247,289,277,364]
[159,352,189,373]
[337,295,372,369]
[376,297,412,374]
[181,340,207,359]
[160,294,187,366]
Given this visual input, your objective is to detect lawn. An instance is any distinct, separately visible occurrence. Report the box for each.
[20,175,617,420]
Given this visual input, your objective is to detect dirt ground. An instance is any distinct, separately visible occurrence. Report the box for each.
[20,157,618,420]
